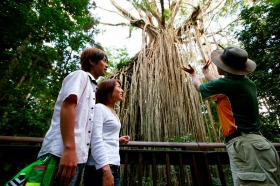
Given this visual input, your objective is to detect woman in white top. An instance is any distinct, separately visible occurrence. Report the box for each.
[85,79,130,186]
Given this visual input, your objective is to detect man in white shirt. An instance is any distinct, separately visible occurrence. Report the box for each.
[37,47,108,185]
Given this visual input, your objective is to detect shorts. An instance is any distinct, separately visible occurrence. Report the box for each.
[226,133,280,185]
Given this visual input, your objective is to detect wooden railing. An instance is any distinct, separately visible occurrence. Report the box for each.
[119,142,231,186]
[1,136,280,186]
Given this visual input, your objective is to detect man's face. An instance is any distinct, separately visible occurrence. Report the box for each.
[93,57,108,78]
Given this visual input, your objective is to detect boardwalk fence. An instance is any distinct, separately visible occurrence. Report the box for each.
[1,136,279,186]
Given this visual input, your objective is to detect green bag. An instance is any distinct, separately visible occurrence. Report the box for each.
[5,155,57,186]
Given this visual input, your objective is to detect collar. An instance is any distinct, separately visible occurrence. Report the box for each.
[87,72,97,85]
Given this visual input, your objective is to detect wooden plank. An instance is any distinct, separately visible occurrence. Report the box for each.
[178,153,186,186]
[152,153,158,186]
[165,153,171,186]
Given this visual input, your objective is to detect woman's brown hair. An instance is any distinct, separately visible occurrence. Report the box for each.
[96,79,121,104]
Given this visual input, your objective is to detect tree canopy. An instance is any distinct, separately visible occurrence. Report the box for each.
[0,0,99,136]
[237,2,280,141]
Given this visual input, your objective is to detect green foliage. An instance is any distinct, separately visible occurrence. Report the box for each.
[236,2,280,131]
[237,2,280,141]
[165,134,193,142]
[140,176,167,186]
[218,0,244,19]
[105,47,131,70]
[0,0,99,137]
[132,0,148,12]
[268,0,280,6]
[163,9,171,21]
[211,165,233,186]
[116,58,131,70]
[260,117,280,142]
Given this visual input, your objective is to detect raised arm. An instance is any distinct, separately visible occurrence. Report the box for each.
[181,65,201,92]
[202,60,216,81]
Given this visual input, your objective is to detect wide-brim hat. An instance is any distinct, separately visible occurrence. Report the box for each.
[211,46,256,75]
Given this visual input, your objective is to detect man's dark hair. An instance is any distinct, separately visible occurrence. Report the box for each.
[80,48,108,72]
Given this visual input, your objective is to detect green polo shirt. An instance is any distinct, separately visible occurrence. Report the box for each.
[199,76,261,137]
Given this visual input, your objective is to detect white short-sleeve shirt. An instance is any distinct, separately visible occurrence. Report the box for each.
[38,70,97,164]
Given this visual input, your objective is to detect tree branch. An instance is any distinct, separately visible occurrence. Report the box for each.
[160,0,165,28]
[167,0,182,28]
[99,22,129,26]
[110,0,138,22]
[145,0,162,27]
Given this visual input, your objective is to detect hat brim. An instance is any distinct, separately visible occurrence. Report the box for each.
[211,49,256,75]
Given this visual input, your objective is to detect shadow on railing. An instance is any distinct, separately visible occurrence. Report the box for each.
[0,136,279,186]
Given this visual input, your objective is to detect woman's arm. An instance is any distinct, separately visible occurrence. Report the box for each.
[119,135,130,145]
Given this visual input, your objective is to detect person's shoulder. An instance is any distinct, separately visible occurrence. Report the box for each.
[204,78,223,86]
[63,70,88,82]
[223,76,252,85]
[95,103,106,109]
[213,77,234,84]
[67,70,87,77]
[94,104,108,114]
[200,78,224,91]
[244,76,254,82]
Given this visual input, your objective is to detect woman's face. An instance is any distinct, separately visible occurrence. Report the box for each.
[111,82,124,102]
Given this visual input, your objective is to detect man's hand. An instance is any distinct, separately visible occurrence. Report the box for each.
[181,65,195,76]
[202,60,216,81]
[202,60,211,74]
[119,135,130,145]
[57,149,77,186]
[102,165,114,186]
[181,64,201,91]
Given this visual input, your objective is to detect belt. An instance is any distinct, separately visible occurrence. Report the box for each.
[225,130,262,143]
[110,164,120,172]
